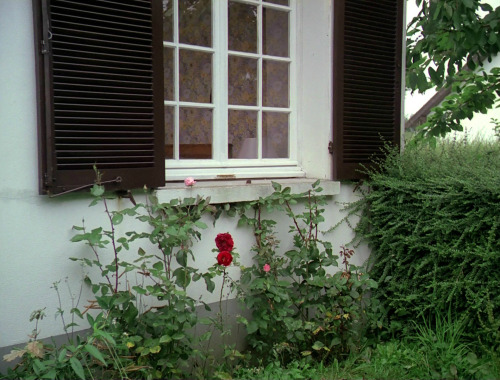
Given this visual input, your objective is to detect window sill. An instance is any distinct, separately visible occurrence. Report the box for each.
[156,179,340,204]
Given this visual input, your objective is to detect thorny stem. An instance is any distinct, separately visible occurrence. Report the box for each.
[308,191,313,244]
[219,269,226,319]
[66,278,83,339]
[82,222,113,289]
[314,193,319,241]
[255,205,262,249]
[53,282,70,342]
[103,197,119,293]
[285,200,306,244]
[145,194,171,279]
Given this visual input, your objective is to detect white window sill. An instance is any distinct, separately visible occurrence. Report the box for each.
[156,179,340,204]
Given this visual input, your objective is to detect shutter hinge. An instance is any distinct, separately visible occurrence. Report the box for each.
[328,141,334,155]
[41,31,52,54]
[41,39,49,54]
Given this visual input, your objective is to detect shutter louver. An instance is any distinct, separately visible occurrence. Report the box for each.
[33,0,165,194]
[333,0,403,180]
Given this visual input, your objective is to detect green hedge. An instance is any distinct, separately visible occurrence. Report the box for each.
[350,140,500,347]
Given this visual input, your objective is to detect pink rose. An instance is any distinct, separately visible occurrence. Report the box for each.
[263,264,271,272]
[184,177,196,187]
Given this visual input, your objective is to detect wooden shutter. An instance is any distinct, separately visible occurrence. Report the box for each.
[332,0,403,180]
[32,0,165,195]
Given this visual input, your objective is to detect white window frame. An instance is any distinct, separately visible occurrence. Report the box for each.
[163,0,302,181]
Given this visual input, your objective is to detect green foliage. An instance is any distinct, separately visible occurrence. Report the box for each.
[2,309,97,380]
[406,0,500,141]
[70,191,221,379]
[330,313,499,380]
[347,139,500,348]
[233,181,381,365]
[226,359,326,380]
[2,180,380,378]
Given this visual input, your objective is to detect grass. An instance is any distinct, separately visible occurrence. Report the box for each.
[225,343,499,380]
[221,313,500,380]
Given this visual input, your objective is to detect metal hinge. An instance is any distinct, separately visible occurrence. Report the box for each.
[41,31,52,54]
[41,39,49,54]
[328,141,334,155]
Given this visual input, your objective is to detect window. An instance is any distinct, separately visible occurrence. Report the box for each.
[162,0,298,180]
[33,0,403,195]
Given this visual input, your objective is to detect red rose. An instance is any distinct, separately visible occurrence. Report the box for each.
[215,233,234,252]
[217,251,233,267]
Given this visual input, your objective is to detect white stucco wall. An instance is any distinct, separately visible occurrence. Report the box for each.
[0,0,370,350]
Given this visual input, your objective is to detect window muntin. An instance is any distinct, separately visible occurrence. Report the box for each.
[163,0,294,178]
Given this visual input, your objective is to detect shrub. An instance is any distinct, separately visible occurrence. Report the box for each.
[347,139,500,348]
[234,181,381,364]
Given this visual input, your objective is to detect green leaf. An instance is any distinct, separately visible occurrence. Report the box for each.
[58,348,68,363]
[417,71,428,92]
[176,250,188,267]
[462,0,473,8]
[428,67,440,85]
[41,369,57,379]
[152,261,164,271]
[312,341,325,351]
[70,357,85,380]
[132,285,147,295]
[93,329,116,345]
[247,321,259,334]
[159,335,172,344]
[150,346,161,354]
[111,213,123,225]
[194,221,208,229]
[172,332,185,340]
[204,274,215,293]
[90,184,105,197]
[70,235,85,243]
[488,32,497,45]
[408,71,418,90]
[330,337,341,346]
[84,344,107,365]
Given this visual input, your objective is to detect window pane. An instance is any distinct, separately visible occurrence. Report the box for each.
[165,106,175,159]
[179,0,212,47]
[228,56,258,106]
[265,0,289,5]
[179,50,212,103]
[163,0,173,42]
[263,60,289,108]
[263,112,288,158]
[263,8,288,57]
[180,108,212,159]
[228,1,257,53]
[229,110,258,159]
[164,47,174,101]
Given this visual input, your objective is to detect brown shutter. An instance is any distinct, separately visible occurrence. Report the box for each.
[33,0,165,195]
[332,0,403,180]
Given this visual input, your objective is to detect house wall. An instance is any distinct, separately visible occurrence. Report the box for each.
[0,0,371,355]
[458,54,500,140]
